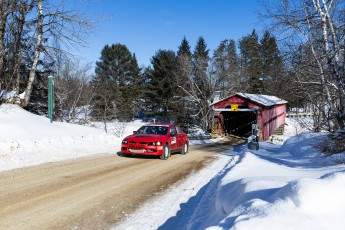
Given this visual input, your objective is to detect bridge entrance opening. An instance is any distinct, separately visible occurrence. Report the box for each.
[219,109,257,138]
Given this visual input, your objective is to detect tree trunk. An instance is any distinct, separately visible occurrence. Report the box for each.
[0,1,11,88]
[324,4,345,129]
[23,0,43,107]
[13,1,32,94]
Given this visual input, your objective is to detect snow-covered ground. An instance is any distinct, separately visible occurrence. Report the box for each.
[1,104,345,230]
[0,104,140,171]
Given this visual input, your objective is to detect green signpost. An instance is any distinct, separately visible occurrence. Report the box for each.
[48,75,54,123]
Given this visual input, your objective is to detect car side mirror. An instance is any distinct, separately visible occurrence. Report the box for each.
[133,131,137,134]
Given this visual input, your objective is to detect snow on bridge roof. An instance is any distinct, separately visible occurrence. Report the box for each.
[211,93,287,107]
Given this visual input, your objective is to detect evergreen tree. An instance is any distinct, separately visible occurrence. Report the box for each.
[259,30,285,95]
[212,39,239,97]
[193,36,210,97]
[91,44,141,121]
[213,40,227,95]
[177,36,192,57]
[117,53,142,120]
[25,71,51,116]
[177,36,192,88]
[145,49,178,121]
[239,29,263,93]
[192,36,211,130]
[176,36,193,126]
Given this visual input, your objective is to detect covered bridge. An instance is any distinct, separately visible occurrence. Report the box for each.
[211,93,287,141]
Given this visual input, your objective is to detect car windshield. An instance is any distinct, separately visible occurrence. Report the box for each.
[136,126,168,135]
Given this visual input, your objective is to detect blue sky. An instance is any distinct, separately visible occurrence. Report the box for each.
[69,0,261,68]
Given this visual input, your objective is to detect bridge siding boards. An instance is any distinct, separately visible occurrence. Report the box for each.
[260,104,287,140]
[211,93,287,141]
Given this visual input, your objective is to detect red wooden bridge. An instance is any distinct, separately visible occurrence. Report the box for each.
[211,93,287,141]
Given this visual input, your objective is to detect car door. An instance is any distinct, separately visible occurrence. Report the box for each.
[169,126,178,150]
[176,126,184,150]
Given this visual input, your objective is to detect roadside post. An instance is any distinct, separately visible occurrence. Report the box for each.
[48,75,54,123]
[248,109,259,150]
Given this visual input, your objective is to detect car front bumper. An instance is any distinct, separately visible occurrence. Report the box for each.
[121,145,164,156]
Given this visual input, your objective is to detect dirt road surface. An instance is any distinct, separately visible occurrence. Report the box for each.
[0,137,244,230]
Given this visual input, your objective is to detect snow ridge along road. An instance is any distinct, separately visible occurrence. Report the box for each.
[0,137,245,230]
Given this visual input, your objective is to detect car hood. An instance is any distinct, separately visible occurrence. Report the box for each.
[125,134,167,142]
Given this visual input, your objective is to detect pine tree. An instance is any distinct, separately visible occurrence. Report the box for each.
[191,36,211,131]
[259,30,285,95]
[213,40,227,95]
[25,71,50,116]
[176,36,193,126]
[213,39,239,97]
[239,29,263,93]
[177,36,192,57]
[145,49,178,121]
[193,36,210,97]
[91,44,141,121]
[117,52,142,120]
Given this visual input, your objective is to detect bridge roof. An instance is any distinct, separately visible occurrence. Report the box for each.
[211,93,287,107]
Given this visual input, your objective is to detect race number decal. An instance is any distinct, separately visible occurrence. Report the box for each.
[171,137,176,144]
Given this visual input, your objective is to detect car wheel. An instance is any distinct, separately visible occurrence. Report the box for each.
[124,153,133,158]
[181,142,188,155]
[160,144,170,160]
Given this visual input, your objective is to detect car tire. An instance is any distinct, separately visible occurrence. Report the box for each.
[181,142,188,155]
[160,144,170,160]
[124,153,133,158]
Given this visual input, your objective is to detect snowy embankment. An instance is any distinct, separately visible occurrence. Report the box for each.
[0,104,145,171]
[186,134,345,230]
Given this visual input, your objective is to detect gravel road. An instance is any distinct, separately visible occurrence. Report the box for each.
[0,138,244,230]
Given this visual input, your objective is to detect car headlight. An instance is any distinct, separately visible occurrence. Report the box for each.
[122,140,128,144]
[148,141,162,146]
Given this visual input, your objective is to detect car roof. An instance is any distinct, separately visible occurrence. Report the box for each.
[144,123,173,127]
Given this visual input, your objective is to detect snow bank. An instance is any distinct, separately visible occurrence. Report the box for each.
[227,171,345,230]
[0,104,144,171]
[0,104,104,140]
[187,133,345,230]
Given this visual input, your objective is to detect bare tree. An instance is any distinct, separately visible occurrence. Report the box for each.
[0,0,34,95]
[53,56,94,123]
[0,0,93,108]
[22,0,93,106]
[178,70,215,131]
[177,58,216,131]
[261,0,345,130]
[12,0,34,94]
[23,0,43,106]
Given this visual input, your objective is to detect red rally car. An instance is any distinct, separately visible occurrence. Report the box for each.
[121,123,189,160]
